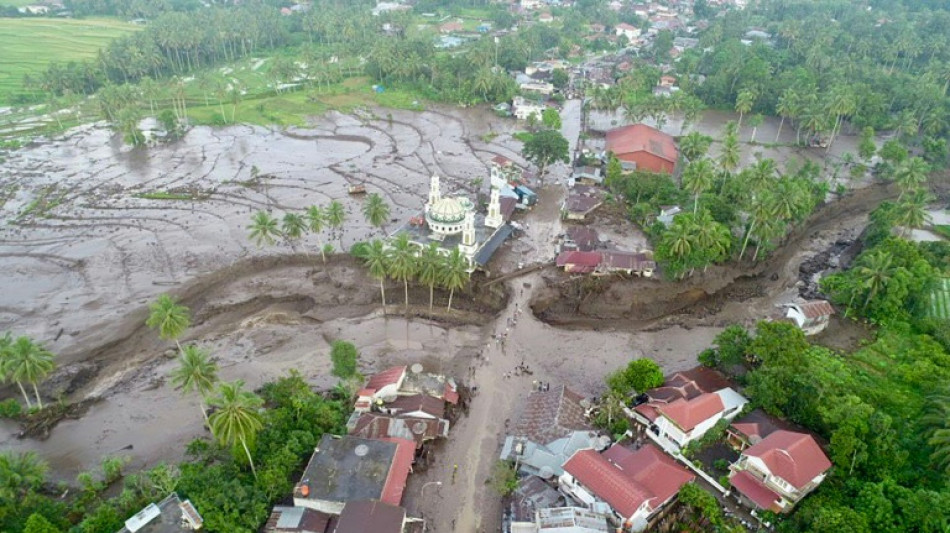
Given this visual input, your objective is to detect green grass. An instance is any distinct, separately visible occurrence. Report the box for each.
[929,278,950,320]
[932,225,950,240]
[3,0,39,7]
[0,17,139,104]
[513,131,533,143]
[134,191,198,201]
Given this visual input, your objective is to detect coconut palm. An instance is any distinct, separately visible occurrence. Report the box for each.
[248,210,280,248]
[855,250,893,309]
[362,193,390,234]
[719,132,741,172]
[4,337,55,409]
[442,249,470,312]
[691,210,731,267]
[305,205,327,262]
[417,242,443,313]
[775,89,796,142]
[362,239,389,313]
[894,157,930,199]
[388,233,417,314]
[682,159,715,214]
[662,217,695,278]
[326,200,346,247]
[207,380,264,479]
[735,88,756,129]
[281,212,307,252]
[170,344,219,426]
[738,194,776,261]
[679,131,712,162]
[0,450,48,501]
[146,294,191,352]
[894,189,934,237]
[923,391,950,475]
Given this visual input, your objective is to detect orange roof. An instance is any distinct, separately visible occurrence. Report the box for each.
[743,431,831,489]
[365,366,406,392]
[730,470,782,511]
[378,437,415,505]
[563,449,650,517]
[657,392,724,431]
[605,124,678,164]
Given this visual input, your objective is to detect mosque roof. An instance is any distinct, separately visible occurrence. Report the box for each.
[427,197,472,224]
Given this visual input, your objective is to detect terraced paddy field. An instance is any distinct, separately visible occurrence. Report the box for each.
[931,278,950,320]
[0,17,138,104]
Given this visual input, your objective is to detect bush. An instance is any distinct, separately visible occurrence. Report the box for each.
[607,358,664,395]
[329,341,359,379]
[0,398,22,419]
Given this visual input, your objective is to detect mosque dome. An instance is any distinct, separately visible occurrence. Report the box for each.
[427,197,467,224]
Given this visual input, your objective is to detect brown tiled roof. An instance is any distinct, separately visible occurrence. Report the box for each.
[365,366,406,392]
[379,438,415,505]
[563,449,650,518]
[730,470,782,512]
[798,300,835,319]
[729,409,787,443]
[566,226,599,250]
[387,394,445,419]
[648,367,732,403]
[265,506,335,532]
[606,124,678,163]
[657,393,724,431]
[743,431,831,489]
[499,197,518,221]
[601,250,655,272]
[511,385,590,445]
[350,413,447,448]
[564,194,603,214]
[603,444,695,508]
[556,251,603,273]
[492,155,514,167]
[335,501,405,533]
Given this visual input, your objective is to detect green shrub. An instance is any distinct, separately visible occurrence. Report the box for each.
[0,398,22,418]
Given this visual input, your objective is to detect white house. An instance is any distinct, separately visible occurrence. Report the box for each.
[646,388,747,449]
[615,22,641,41]
[513,96,547,121]
[729,430,832,514]
[783,300,834,335]
[355,365,407,412]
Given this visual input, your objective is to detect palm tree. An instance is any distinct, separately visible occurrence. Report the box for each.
[326,200,346,248]
[923,391,950,475]
[362,193,390,234]
[281,212,307,252]
[388,233,417,314]
[170,345,218,426]
[305,205,327,262]
[718,130,741,172]
[738,195,776,262]
[894,189,934,237]
[894,157,930,199]
[207,380,264,479]
[691,210,731,268]
[735,88,756,129]
[4,337,55,409]
[855,250,893,309]
[662,218,695,278]
[442,249,470,312]
[248,210,280,248]
[146,294,191,352]
[362,239,389,313]
[0,451,48,501]
[417,242,443,314]
[747,114,764,143]
[679,131,712,162]
[775,89,796,142]
[682,159,715,214]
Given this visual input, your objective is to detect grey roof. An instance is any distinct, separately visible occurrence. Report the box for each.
[296,435,395,504]
[474,224,513,266]
[510,476,564,523]
[265,506,335,533]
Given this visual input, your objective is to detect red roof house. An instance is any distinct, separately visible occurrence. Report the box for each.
[729,430,832,513]
[605,124,678,174]
[378,438,416,505]
[355,366,408,412]
[656,393,724,432]
[556,251,603,273]
[561,444,694,528]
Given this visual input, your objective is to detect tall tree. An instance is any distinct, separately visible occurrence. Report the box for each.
[679,131,712,162]
[248,210,280,248]
[442,249,470,312]
[735,88,756,129]
[305,205,327,263]
[718,127,741,172]
[417,242,442,314]
[893,190,934,237]
[855,250,894,309]
[0,451,48,501]
[522,129,570,183]
[280,212,307,252]
[146,294,191,354]
[362,193,390,234]
[387,233,417,314]
[362,239,389,314]
[923,391,950,476]
[3,337,55,409]
[893,157,930,199]
[682,159,715,214]
[207,381,264,479]
[775,89,796,142]
[326,200,346,248]
[169,344,218,426]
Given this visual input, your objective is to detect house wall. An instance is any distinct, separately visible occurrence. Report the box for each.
[736,455,809,503]
[558,473,599,508]
[656,412,723,448]
[615,151,675,174]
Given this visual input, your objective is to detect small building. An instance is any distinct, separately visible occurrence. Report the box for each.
[556,251,602,273]
[335,501,409,533]
[293,435,415,513]
[559,226,600,253]
[508,476,565,531]
[520,81,556,95]
[615,22,641,41]
[562,194,603,221]
[349,413,449,451]
[382,394,446,420]
[599,250,655,277]
[500,385,601,478]
[513,96,547,121]
[119,493,203,533]
[491,155,522,189]
[605,124,679,175]
[783,300,834,336]
[514,185,538,206]
[265,506,335,533]
[439,21,463,33]
[538,12,554,23]
[355,366,408,411]
[515,507,610,532]
[560,444,695,532]
[571,166,603,186]
[729,430,831,514]
[656,205,682,225]
[521,0,544,10]
[726,408,793,451]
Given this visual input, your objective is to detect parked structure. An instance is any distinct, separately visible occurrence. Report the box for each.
[513,96,547,121]
[560,444,695,532]
[119,493,203,533]
[782,300,834,335]
[729,431,832,514]
[605,124,679,174]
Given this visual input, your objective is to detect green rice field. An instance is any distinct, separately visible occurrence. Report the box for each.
[0,17,138,104]
[929,278,950,320]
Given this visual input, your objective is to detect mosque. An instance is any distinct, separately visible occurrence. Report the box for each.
[393,175,516,272]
